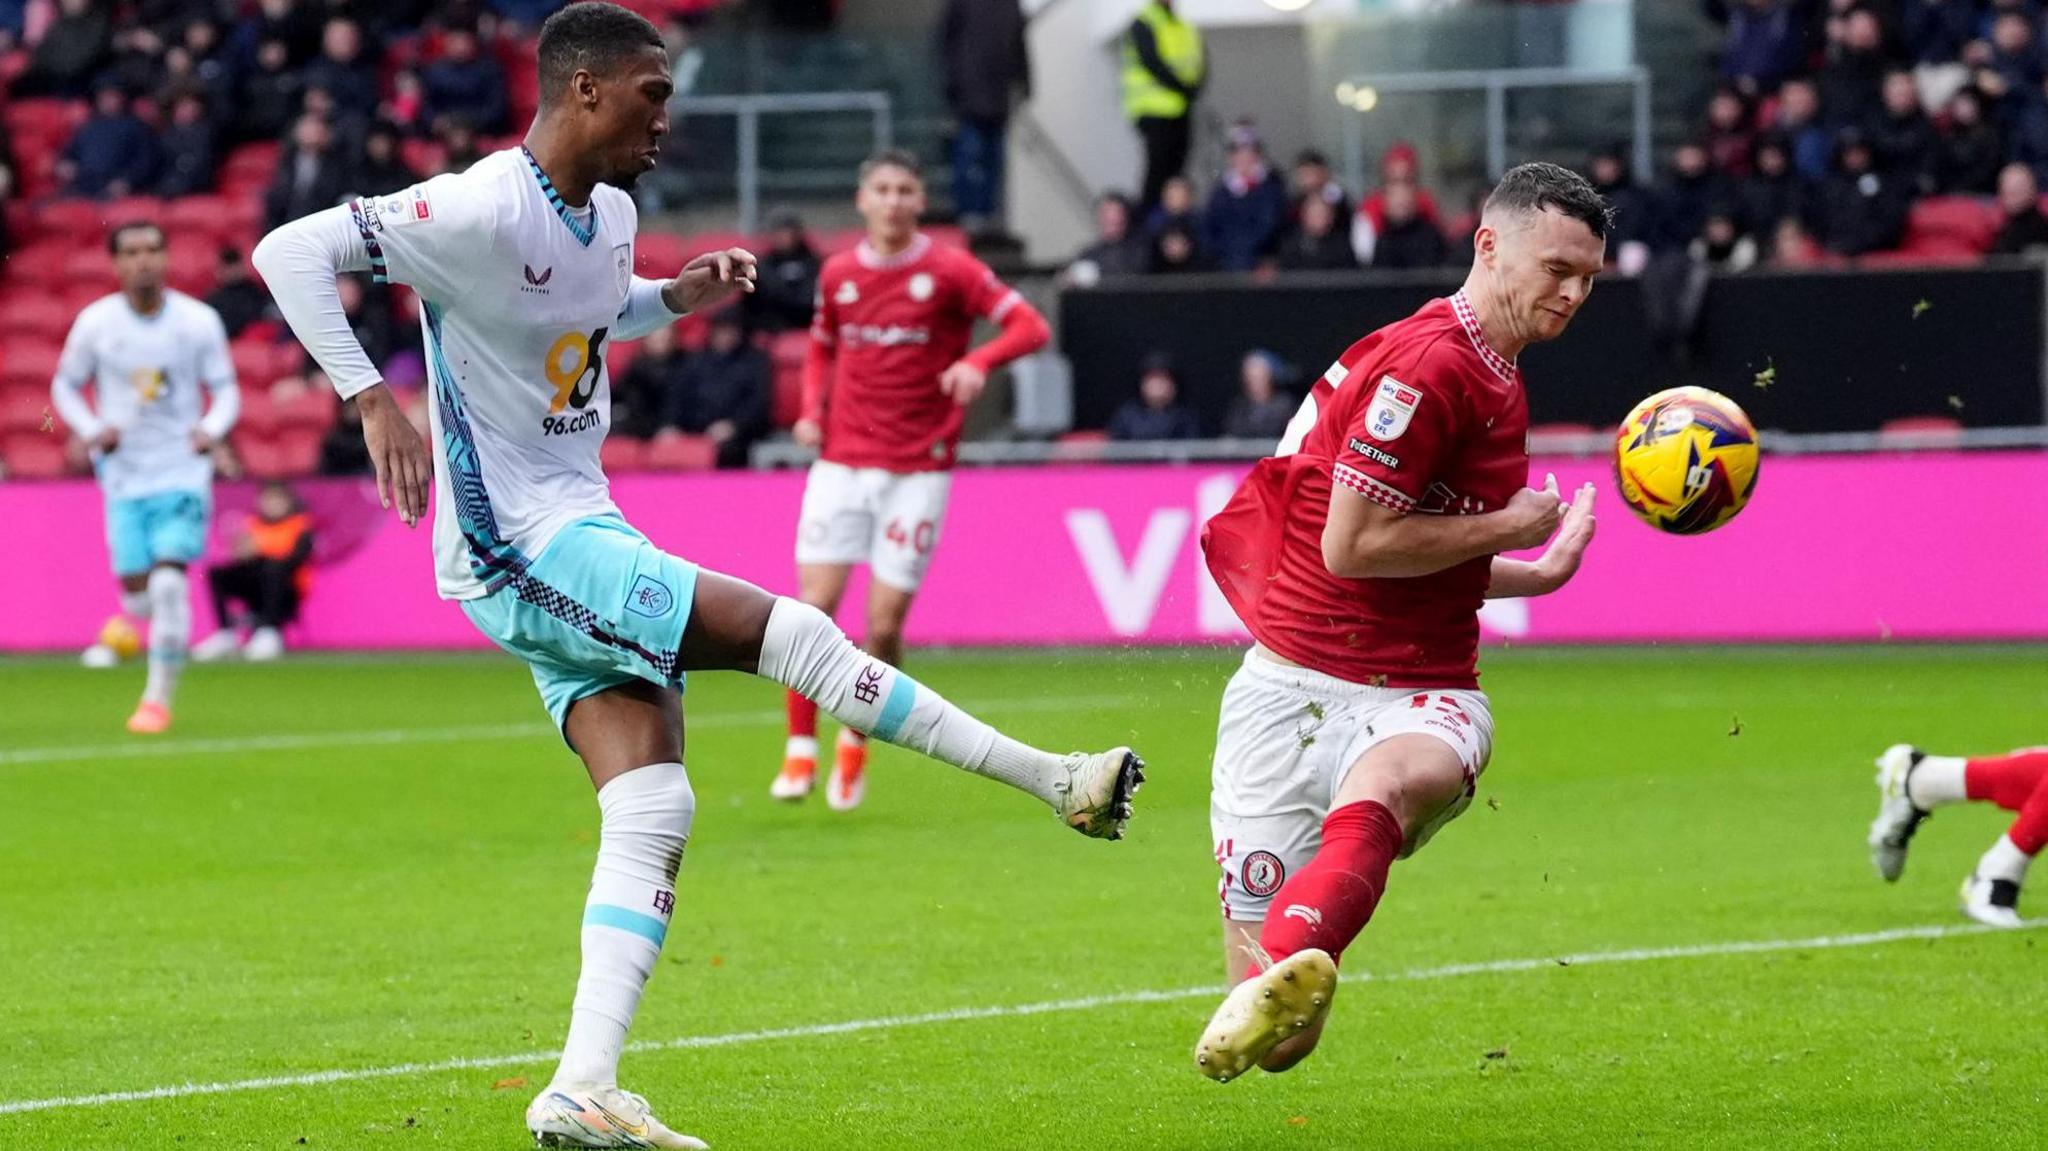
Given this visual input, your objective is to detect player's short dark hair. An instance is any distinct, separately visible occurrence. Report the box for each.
[859,149,924,184]
[536,1,664,106]
[1483,162,1613,240]
[107,221,165,255]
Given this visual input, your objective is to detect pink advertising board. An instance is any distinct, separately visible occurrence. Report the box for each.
[7,454,2047,651]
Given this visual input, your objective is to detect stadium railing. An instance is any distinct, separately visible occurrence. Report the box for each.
[666,91,893,234]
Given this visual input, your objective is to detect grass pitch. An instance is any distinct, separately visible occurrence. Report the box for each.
[2,645,2044,1149]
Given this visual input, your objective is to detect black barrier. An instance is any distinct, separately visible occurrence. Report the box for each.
[1057,263,2047,433]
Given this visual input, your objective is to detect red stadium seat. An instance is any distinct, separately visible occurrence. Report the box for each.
[273,427,323,474]
[1905,196,2001,253]
[600,435,649,473]
[235,433,290,479]
[2,431,72,478]
[164,195,237,243]
[235,383,281,432]
[231,339,280,389]
[606,338,640,381]
[101,196,166,225]
[1052,429,1110,461]
[0,384,51,433]
[62,246,115,285]
[1,339,64,390]
[634,231,687,276]
[221,143,281,185]
[34,198,103,237]
[270,383,336,431]
[1877,415,1965,447]
[643,432,718,471]
[0,294,80,341]
[6,240,80,288]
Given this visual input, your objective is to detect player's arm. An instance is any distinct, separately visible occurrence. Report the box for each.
[1323,481,1563,580]
[942,265,1051,406]
[252,197,453,526]
[1485,482,1596,597]
[794,279,838,448]
[1320,359,1565,579]
[49,314,114,450]
[614,250,760,342]
[191,309,241,454]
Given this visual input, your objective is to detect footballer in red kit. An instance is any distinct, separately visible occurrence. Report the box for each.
[772,150,1051,809]
[1191,163,1611,1082]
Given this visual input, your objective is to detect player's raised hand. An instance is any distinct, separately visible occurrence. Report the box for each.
[669,248,759,314]
[938,360,987,406]
[356,383,431,528]
[1502,473,1568,551]
[1532,482,1597,593]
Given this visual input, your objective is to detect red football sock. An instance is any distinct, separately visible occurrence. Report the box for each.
[1966,751,2048,812]
[1256,800,1403,969]
[2008,776,2048,857]
[786,690,818,743]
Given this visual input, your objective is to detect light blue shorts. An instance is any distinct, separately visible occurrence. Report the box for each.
[461,514,700,736]
[106,488,210,577]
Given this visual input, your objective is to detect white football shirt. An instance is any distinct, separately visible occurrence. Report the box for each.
[50,291,237,501]
[350,149,648,600]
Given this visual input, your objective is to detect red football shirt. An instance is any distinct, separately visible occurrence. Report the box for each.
[809,234,1022,472]
[1202,292,1530,689]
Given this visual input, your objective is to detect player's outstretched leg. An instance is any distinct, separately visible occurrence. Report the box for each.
[128,565,192,734]
[1869,744,1940,881]
[689,574,1143,838]
[1960,751,2048,927]
[1196,736,1464,1081]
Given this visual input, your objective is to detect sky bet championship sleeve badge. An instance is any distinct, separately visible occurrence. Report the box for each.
[1364,376,1421,441]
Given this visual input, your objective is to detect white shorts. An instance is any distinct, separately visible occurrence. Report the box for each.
[794,460,953,592]
[1210,648,1494,921]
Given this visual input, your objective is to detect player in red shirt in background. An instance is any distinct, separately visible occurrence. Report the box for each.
[1190,163,1609,1081]
[771,150,1051,809]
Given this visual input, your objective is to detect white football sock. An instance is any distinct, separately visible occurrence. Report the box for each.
[142,567,190,706]
[1979,834,2033,884]
[757,598,1069,805]
[121,589,152,619]
[785,735,819,761]
[1907,755,1969,808]
[553,763,694,1089]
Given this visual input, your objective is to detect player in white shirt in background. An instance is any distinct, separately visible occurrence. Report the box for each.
[253,6,1142,1147]
[53,221,239,734]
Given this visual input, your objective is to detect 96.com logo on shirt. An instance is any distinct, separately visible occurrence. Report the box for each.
[540,326,609,436]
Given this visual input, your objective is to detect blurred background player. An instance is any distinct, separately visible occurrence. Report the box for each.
[1870,743,2047,927]
[193,481,315,663]
[1191,163,1608,1083]
[772,150,1051,809]
[254,7,1136,1145]
[55,221,239,734]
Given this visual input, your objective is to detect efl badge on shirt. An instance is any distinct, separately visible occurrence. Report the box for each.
[612,244,632,297]
[908,272,934,302]
[1365,376,1421,441]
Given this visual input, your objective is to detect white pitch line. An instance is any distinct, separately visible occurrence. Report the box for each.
[0,694,1153,767]
[1,919,2035,1117]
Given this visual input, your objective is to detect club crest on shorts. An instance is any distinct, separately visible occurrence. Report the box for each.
[908,272,935,302]
[1240,850,1286,897]
[625,574,673,619]
[1364,376,1422,442]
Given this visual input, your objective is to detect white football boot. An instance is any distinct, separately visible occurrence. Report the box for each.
[1194,948,1339,1083]
[1868,744,1931,882]
[1959,873,2025,929]
[80,643,120,669]
[526,1084,708,1149]
[243,626,286,661]
[191,629,243,663]
[1052,748,1145,839]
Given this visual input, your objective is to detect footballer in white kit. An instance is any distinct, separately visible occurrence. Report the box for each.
[51,222,238,734]
[254,6,1141,1147]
